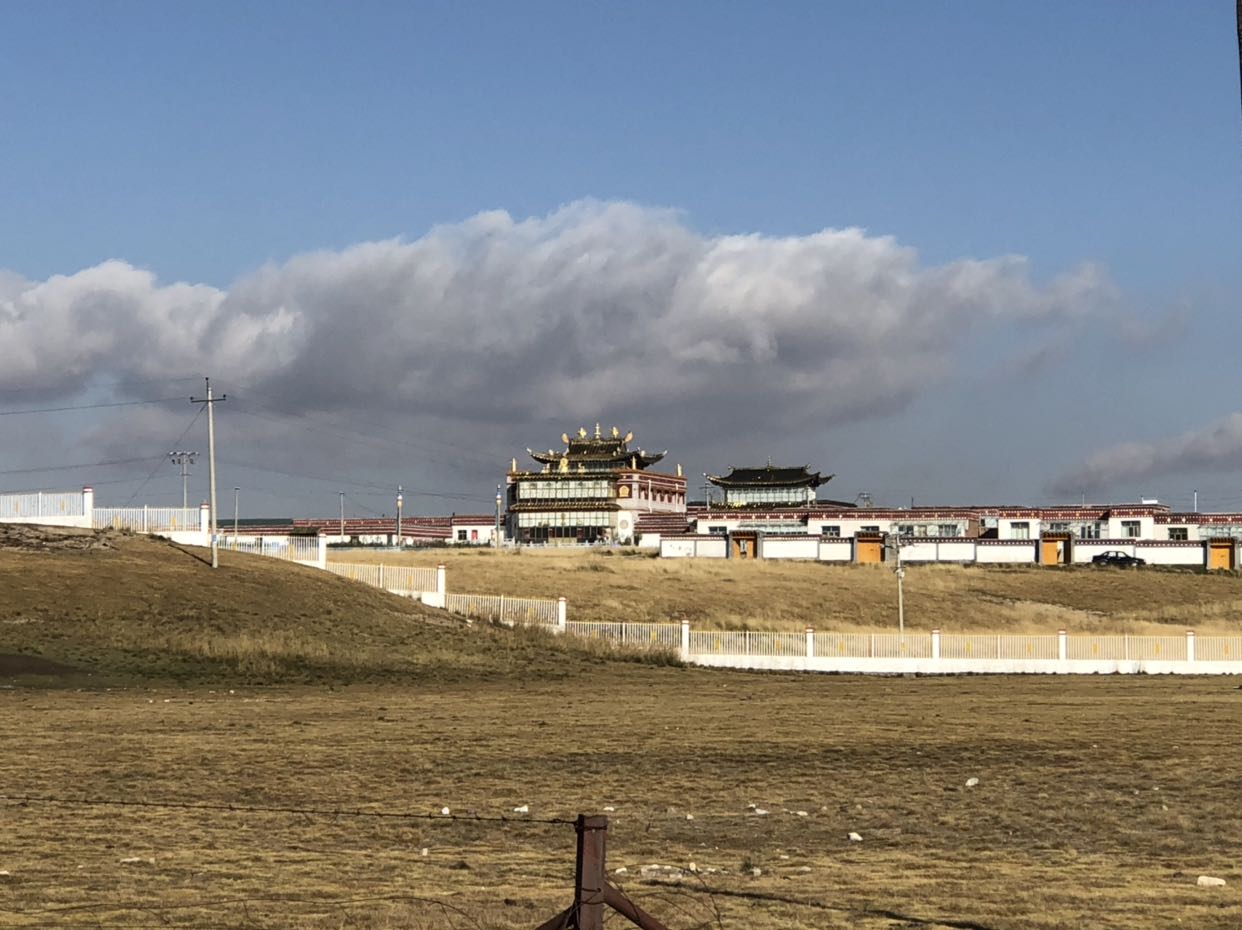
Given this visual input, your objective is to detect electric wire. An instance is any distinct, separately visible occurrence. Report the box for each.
[0,396,186,417]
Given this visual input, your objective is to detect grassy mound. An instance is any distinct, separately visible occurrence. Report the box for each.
[0,526,666,687]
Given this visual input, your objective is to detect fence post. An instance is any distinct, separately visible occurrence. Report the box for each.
[499,594,507,625]
[199,502,210,537]
[83,486,94,525]
[805,626,814,658]
[37,490,44,517]
[142,505,149,534]
[680,620,690,661]
[1186,629,1195,663]
[317,535,327,569]
[1058,629,1068,661]
[931,628,941,660]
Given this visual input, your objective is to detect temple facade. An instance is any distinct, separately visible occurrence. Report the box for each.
[706,462,830,508]
[506,425,686,544]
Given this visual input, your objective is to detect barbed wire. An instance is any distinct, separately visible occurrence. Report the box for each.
[0,792,576,826]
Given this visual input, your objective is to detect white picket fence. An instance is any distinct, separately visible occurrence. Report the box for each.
[230,537,323,564]
[566,621,682,651]
[0,491,85,519]
[326,562,440,595]
[444,593,561,626]
[94,507,199,533]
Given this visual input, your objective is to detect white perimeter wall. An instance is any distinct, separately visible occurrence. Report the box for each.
[975,542,1037,563]
[759,536,819,560]
[660,535,728,558]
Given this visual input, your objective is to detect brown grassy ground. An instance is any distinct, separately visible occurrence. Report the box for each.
[331,546,1242,633]
[2,675,1240,930]
[0,528,660,687]
[2,526,1240,928]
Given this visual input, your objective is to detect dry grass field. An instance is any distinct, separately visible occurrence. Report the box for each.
[3,676,1241,930]
[332,545,1242,634]
[2,526,1241,929]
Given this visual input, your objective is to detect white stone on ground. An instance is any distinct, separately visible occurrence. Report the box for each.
[847,832,863,842]
[513,804,529,813]
[749,867,762,877]
[440,806,451,816]
[965,777,980,788]
[1197,876,1227,887]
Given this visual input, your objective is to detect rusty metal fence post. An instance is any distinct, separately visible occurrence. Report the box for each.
[534,814,670,930]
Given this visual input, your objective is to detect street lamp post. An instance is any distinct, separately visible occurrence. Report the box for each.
[494,484,502,549]
[233,487,239,545]
[339,491,345,538]
[396,485,404,547]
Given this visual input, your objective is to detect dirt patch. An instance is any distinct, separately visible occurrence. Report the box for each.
[0,523,116,552]
[0,653,78,676]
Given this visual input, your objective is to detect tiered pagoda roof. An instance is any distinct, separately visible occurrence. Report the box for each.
[527,424,666,472]
[706,462,831,489]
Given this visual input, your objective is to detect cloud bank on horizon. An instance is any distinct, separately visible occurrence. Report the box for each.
[13,198,1206,507]
[1,198,1112,424]
[1050,413,1242,498]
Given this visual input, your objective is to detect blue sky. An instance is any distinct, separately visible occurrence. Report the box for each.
[1,2,1239,515]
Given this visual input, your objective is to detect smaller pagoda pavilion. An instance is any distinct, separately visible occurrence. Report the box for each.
[706,461,831,508]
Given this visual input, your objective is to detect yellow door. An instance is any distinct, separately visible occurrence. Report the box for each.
[1209,543,1234,571]
[1041,540,1061,565]
[857,539,882,564]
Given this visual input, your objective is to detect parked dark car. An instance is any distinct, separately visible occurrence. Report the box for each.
[1091,550,1146,568]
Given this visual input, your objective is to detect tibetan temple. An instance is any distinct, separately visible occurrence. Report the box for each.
[506,424,686,544]
[706,462,832,508]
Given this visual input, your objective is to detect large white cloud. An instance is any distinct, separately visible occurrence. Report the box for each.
[1,199,1122,505]
[1,200,1112,423]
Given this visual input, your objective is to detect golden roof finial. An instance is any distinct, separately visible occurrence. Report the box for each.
[595,422,602,439]
[562,432,570,446]
[611,426,620,439]
[578,427,587,439]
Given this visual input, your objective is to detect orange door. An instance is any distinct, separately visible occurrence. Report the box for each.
[856,539,882,564]
[1041,540,1060,565]
[1209,543,1234,571]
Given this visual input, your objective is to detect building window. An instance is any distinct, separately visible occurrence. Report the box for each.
[1121,520,1141,538]
[821,525,840,537]
[1168,526,1189,541]
[708,526,727,536]
[1010,521,1030,540]
[860,525,880,534]
[1079,523,1101,539]
[1048,522,1069,534]
[897,524,914,538]
[456,529,468,541]
[938,524,960,537]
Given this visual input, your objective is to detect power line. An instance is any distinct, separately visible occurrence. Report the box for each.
[0,396,185,417]
[123,407,205,506]
[0,792,575,825]
[0,455,153,477]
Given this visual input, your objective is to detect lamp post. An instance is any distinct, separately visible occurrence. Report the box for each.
[495,484,503,549]
[169,451,198,511]
[233,487,239,544]
[396,485,404,547]
[339,491,345,538]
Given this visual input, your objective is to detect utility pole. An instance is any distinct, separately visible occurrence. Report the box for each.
[339,491,345,538]
[233,487,240,543]
[190,379,226,569]
[395,485,404,547]
[168,451,198,510]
